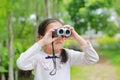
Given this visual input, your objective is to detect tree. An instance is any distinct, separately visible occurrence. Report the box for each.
[52,0,57,18]
[67,0,119,36]
[8,11,14,80]
[34,0,39,42]
[44,0,50,18]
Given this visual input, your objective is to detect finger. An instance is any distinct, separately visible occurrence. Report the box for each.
[63,25,71,28]
[52,37,58,42]
[64,24,70,27]
[64,25,74,30]
[62,36,68,40]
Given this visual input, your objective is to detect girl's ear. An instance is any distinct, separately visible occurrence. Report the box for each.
[38,35,43,40]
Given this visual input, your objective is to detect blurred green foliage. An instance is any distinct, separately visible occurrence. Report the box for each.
[0,66,8,73]
[67,0,120,36]
[97,36,120,50]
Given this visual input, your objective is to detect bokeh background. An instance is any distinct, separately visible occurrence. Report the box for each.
[0,0,120,80]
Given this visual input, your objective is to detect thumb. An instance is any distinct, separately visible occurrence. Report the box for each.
[52,37,58,42]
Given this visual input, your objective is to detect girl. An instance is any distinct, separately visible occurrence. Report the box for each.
[17,18,99,80]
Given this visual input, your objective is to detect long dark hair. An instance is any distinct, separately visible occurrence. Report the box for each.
[38,18,68,63]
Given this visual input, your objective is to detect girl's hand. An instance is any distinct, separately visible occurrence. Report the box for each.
[63,25,79,40]
[63,25,88,46]
[38,28,58,46]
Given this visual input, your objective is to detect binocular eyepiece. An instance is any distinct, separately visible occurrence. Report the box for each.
[52,27,71,37]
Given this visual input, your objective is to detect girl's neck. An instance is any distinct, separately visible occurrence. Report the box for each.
[44,47,61,55]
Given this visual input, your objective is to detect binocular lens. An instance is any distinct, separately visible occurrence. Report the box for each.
[65,29,71,37]
[58,29,64,34]
[65,30,70,34]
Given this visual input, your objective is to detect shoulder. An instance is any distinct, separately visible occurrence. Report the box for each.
[64,48,81,53]
[64,48,74,53]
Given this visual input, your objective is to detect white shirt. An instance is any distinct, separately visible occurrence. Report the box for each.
[16,42,99,80]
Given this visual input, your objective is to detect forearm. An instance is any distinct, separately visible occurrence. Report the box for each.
[69,42,99,66]
[70,32,99,65]
[73,32,88,46]
[81,42,99,65]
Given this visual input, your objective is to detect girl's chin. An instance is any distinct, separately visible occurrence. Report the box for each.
[46,43,63,50]
[54,46,63,49]
[54,44,63,48]
[54,42,64,45]
[54,44,63,49]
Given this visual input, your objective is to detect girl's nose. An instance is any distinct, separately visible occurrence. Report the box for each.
[61,36,66,41]
[56,36,66,41]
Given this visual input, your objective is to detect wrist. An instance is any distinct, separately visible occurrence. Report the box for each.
[75,34,88,46]
[37,39,45,47]
[71,29,88,46]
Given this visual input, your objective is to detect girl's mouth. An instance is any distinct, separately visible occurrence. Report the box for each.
[55,42,62,44]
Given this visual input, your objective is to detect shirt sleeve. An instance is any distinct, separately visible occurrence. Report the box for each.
[66,42,99,66]
[16,43,41,70]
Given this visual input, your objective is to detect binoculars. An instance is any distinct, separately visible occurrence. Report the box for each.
[52,27,71,37]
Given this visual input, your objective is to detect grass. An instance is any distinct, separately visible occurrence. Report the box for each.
[98,49,120,80]
[116,66,120,80]
[71,66,88,80]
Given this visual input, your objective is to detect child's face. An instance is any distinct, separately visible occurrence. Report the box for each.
[45,21,66,50]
